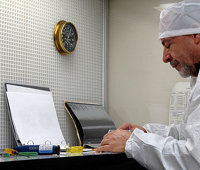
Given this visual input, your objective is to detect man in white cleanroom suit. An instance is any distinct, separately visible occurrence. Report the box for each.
[97,0,200,170]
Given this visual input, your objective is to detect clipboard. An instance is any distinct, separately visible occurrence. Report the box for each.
[5,82,66,149]
[64,101,116,148]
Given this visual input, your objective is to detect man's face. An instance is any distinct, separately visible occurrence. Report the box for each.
[161,35,197,77]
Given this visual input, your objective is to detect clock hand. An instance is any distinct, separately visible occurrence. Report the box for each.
[67,28,72,39]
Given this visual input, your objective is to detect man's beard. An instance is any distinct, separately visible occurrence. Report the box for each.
[179,64,193,78]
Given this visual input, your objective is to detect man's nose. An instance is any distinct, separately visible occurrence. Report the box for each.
[163,49,172,63]
[163,54,173,63]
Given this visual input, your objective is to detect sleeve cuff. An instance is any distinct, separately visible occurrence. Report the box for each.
[125,128,145,158]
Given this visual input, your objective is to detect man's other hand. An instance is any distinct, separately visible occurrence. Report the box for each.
[96,129,131,153]
[118,122,147,133]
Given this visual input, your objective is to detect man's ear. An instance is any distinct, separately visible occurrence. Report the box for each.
[193,34,200,44]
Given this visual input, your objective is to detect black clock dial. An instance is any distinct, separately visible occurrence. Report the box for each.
[62,23,78,52]
[54,20,78,55]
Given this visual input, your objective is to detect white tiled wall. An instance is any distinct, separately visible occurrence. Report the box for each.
[0,0,105,148]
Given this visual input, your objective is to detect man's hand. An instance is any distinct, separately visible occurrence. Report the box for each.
[96,129,131,153]
[118,122,147,133]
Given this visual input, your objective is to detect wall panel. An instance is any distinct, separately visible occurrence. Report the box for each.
[0,0,105,148]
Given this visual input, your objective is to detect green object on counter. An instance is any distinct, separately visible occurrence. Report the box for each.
[2,153,10,157]
[18,152,38,156]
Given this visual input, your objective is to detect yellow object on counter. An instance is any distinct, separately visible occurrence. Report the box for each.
[65,146,83,153]
[4,148,17,155]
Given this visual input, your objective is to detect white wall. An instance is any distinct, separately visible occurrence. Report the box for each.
[108,0,187,127]
[0,0,105,148]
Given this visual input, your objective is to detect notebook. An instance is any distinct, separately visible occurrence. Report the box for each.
[64,101,116,148]
[5,83,66,149]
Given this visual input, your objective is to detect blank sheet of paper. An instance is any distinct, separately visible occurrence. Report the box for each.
[6,92,66,148]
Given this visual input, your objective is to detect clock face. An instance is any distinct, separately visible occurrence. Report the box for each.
[62,23,78,52]
[54,20,78,55]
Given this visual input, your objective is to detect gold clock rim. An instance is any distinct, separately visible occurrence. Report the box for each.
[54,20,78,55]
[54,20,66,54]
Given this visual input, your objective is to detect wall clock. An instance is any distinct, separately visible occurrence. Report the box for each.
[54,20,78,55]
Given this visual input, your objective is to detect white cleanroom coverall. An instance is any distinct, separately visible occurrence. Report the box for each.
[125,77,200,170]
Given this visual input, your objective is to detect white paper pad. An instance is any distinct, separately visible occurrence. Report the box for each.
[6,91,66,149]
